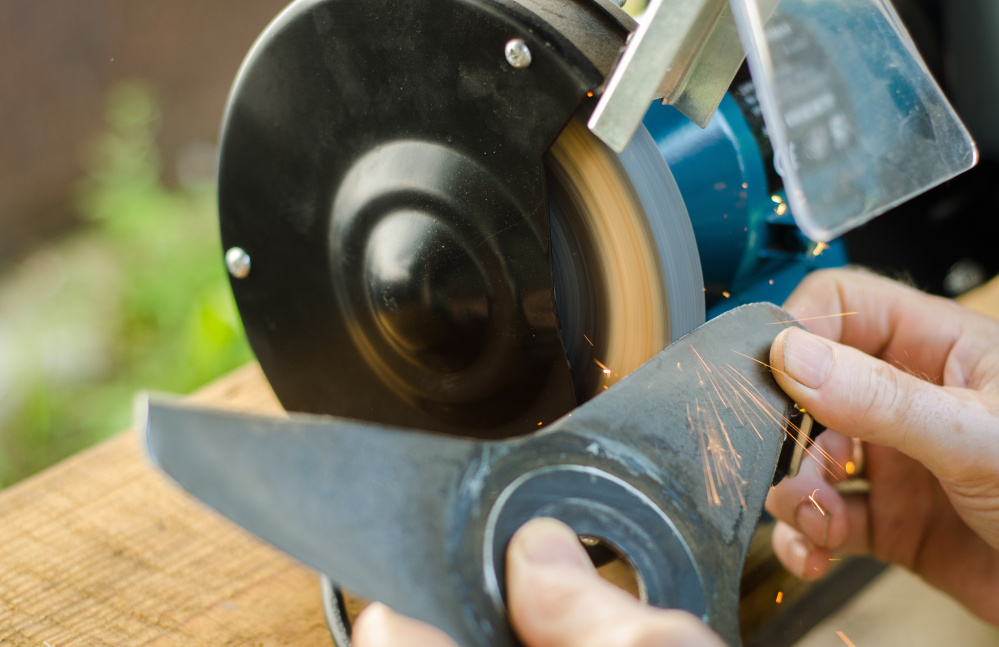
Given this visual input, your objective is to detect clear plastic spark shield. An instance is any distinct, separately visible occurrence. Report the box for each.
[729,0,978,241]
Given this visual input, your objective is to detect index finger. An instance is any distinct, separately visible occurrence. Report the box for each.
[783,268,999,390]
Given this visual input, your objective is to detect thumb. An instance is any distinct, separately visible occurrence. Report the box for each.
[770,327,965,473]
[506,518,723,647]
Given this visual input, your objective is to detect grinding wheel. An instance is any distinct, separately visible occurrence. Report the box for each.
[318,116,706,644]
[548,117,704,402]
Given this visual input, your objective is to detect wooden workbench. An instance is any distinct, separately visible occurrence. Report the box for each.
[2,277,997,646]
[0,368,338,646]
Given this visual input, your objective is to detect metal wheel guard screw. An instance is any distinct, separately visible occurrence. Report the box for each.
[225,247,251,279]
[504,38,532,68]
[145,303,804,647]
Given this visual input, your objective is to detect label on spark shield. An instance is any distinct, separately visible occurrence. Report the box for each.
[730,11,860,195]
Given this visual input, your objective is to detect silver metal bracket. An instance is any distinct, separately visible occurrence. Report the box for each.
[588,0,779,152]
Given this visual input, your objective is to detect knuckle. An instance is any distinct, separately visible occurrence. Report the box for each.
[858,359,911,427]
[766,477,809,524]
[787,271,830,305]
[935,396,997,482]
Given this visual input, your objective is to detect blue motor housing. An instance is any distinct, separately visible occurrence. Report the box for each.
[642,93,847,318]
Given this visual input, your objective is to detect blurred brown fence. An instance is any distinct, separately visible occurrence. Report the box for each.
[0,0,289,263]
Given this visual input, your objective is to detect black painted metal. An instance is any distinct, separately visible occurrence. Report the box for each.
[218,0,613,437]
[147,303,805,647]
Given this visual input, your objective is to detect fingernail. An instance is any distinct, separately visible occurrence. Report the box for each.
[780,328,832,389]
[789,534,811,576]
[513,518,591,568]
[796,499,831,549]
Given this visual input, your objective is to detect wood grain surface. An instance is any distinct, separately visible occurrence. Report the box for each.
[1,277,997,646]
[0,365,334,646]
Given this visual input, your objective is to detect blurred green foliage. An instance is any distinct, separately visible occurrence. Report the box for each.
[621,0,648,16]
[0,83,253,488]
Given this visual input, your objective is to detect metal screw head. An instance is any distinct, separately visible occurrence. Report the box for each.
[504,39,532,69]
[225,247,252,279]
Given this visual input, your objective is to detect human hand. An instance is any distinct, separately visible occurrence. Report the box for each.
[352,517,724,647]
[766,268,999,625]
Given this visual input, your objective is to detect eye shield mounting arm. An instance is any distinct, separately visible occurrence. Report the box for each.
[588,0,775,152]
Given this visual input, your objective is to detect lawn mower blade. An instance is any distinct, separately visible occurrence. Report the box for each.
[145,302,802,647]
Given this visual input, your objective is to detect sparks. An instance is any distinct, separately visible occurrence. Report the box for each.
[689,347,849,511]
[776,202,788,216]
[772,194,783,203]
[725,354,845,478]
[845,460,856,475]
[768,312,859,325]
[583,333,594,347]
[594,359,612,374]
[812,241,830,257]
[729,350,792,380]
[722,363,787,442]
[690,346,712,373]
[688,358,752,509]
[690,401,720,507]
[722,291,731,298]
[775,591,783,604]
[836,631,857,647]
[537,421,543,426]
[808,489,826,516]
